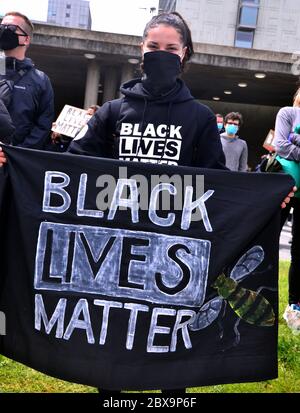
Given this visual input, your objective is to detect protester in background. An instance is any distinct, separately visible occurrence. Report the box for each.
[274,87,300,332]
[220,112,248,172]
[49,104,100,152]
[0,11,54,149]
[215,113,224,133]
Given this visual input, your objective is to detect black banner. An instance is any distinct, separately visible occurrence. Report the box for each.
[0,146,294,390]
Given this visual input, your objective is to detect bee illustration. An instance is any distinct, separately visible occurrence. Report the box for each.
[189,246,275,342]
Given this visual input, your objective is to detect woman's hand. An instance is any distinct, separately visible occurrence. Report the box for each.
[281,186,297,208]
[0,146,7,167]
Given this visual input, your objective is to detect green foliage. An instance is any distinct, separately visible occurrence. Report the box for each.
[0,262,299,393]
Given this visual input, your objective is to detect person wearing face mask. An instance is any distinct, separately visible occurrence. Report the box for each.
[220,112,248,172]
[68,12,226,170]
[215,113,224,134]
[67,11,226,395]
[0,11,54,149]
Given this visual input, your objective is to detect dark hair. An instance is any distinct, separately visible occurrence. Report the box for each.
[142,12,194,69]
[215,113,224,118]
[4,11,34,37]
[225,112,243,126]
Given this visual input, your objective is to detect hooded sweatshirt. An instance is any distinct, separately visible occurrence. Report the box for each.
[274,106,300,161]
[69,78,226,169]
[0,57,54,149]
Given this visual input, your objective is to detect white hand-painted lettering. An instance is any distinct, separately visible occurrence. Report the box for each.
[181,188,214,231]
[34,294,197,353]
[43,171,71,213]
[149,183,176,227]
[34,223,210,307]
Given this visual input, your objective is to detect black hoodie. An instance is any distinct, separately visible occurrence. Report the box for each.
[69,78,226,169]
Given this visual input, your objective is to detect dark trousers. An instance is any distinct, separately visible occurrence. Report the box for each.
[281,197,300,304]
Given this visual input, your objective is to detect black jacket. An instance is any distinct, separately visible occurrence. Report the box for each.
[0,57,54,149]
[69,78,225,169]
[0,99,15,143]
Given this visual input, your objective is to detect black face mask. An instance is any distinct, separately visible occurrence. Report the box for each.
[142,51,181,96]
[0,25,27,51]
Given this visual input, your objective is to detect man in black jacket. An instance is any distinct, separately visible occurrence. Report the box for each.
[0,11,54,149]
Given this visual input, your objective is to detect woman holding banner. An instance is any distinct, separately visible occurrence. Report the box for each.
[70,10,224,395]
[0,11,296,393]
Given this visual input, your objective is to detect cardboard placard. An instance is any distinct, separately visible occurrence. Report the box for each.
[263,129,275,152]
[52,105,92,138]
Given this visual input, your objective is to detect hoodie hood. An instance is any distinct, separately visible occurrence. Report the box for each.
[120,78,194,104]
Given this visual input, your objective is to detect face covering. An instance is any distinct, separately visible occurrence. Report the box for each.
[0,26,23,51]
[217,123,223,131]
[142,50,181,96]
[225,124,239,135]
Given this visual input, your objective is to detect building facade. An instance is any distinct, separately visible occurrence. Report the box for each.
[47,0,91,29]
[158,0,177,12]
[160,0,300,53]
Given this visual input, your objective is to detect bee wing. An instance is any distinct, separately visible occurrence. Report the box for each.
[230,245,264,282]
[189,297,223,331]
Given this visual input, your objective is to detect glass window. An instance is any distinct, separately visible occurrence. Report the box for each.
[235,29,254,48]
[65,13,70,18]
[66,4,71,9]
[241,0,259,4]
[239,6,259,27]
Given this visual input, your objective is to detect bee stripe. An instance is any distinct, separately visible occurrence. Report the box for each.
[253,305,274,326]
[231,289,251,311]
[240,293,264,321]
[226,285,242,302]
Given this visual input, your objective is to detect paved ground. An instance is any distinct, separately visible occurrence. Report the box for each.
[279,221,292,260]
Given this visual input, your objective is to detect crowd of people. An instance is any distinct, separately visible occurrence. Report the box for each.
[0,9,299,392]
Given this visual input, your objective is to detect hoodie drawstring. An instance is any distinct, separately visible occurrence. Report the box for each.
[158,101,173,164]
[134,99,173,164]
[134,97,148,158]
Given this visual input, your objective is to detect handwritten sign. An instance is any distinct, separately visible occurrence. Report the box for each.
[263,129,275,152]
[52,105,92,138]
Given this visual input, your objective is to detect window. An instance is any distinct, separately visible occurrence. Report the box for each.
[239,6,259,27]
[235,29,254,48]
[66,4,71,9]
[66,13,70,18]
[235,0,259,48]
[159,0,176,12]
[242,0,259,3]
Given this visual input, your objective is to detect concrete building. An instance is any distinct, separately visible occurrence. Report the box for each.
[47,0,91,29]
[159,0,177,12]
[165,0,300,53]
